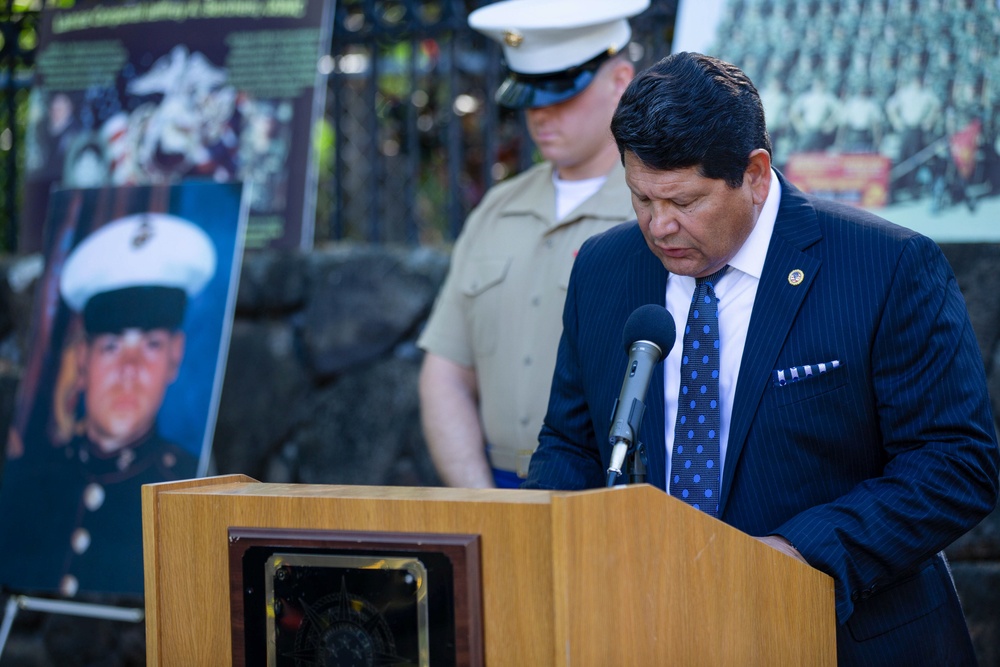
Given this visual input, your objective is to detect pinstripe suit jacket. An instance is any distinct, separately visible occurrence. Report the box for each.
[525,173,999,665]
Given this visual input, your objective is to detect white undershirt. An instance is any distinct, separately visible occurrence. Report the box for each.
[664,170,782,492]
[553,172,607,221]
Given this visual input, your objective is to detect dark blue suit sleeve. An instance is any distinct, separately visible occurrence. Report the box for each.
[774,235,999,623]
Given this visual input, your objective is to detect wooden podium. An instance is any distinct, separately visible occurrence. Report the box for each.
[142,475,835,666]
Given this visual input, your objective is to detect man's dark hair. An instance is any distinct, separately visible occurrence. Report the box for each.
[610,52,772,188]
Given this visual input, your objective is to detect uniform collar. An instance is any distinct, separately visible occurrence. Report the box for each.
[72,429,170,477]
[558,160,632,226]
[496,160,632,230]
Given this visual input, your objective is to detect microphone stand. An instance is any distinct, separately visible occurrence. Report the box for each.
[605,439,647,487]
[628,440,647,484]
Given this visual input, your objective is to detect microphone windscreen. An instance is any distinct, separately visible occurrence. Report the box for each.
[622,304,676,355]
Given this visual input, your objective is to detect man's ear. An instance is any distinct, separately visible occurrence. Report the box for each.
[611,59,636,95]
[74,337,90,386]
[745,149,772,206]
[167,331,186,383]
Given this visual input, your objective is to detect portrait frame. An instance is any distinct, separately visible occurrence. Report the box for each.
[0,180,248,597]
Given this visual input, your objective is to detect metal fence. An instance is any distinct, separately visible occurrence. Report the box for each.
[0,0,677,251]
[0,0,37,252]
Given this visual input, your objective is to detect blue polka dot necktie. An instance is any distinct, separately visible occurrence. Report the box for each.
[671,266,728,517]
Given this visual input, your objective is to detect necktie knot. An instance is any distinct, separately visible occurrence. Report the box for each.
[696,265,730,289]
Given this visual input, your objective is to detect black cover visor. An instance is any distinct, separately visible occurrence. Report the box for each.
[495,50,613,109]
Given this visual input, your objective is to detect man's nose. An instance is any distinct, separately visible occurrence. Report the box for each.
[118,343,143,373]
[526,106,552,122]
[648,206,679,237]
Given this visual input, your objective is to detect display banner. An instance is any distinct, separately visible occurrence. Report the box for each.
[785,153,891,208]
[0,180,247,598]
[673,0,1000,241]
[21,0,333,252]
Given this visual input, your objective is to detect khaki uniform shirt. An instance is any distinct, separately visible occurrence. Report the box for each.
[418,160,633,476]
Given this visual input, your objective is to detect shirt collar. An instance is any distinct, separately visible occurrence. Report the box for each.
[497,161,633,228]
[727,168,781,281]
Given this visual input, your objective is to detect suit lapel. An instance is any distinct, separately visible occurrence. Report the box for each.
[719,176,823,512]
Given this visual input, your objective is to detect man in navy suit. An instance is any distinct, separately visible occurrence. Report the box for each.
[524,52,999,665]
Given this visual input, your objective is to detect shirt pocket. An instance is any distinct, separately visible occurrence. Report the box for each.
[460,256,511,357]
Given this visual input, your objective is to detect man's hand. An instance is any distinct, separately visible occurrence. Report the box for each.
[755,535,808,564]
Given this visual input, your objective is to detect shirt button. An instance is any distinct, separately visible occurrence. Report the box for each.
[524,356,532,366]
[71,528,91,554]
[531,296,540,306]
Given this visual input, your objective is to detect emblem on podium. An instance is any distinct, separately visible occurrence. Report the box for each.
[228,528,482,667]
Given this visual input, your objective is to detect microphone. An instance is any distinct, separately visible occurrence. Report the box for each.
[607,304,676,486]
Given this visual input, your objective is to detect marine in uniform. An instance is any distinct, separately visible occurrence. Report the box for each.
[836,80,884,153]
[417,0,646,488]
[885,70,943,200]
[788,77,842,153]
[0,212,215,596]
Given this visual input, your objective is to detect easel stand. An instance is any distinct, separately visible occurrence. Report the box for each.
[0,594,144,658]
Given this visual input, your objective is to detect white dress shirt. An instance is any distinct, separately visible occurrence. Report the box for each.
[664,170,782,492]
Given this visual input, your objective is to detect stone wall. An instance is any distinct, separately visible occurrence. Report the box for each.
[0,242,997,666]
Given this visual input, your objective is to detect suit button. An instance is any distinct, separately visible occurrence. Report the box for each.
[60,575,79,597]
[71,528,91,554]
[83,483,105,511]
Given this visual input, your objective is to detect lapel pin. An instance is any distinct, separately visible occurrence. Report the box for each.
[788,269,805,286]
